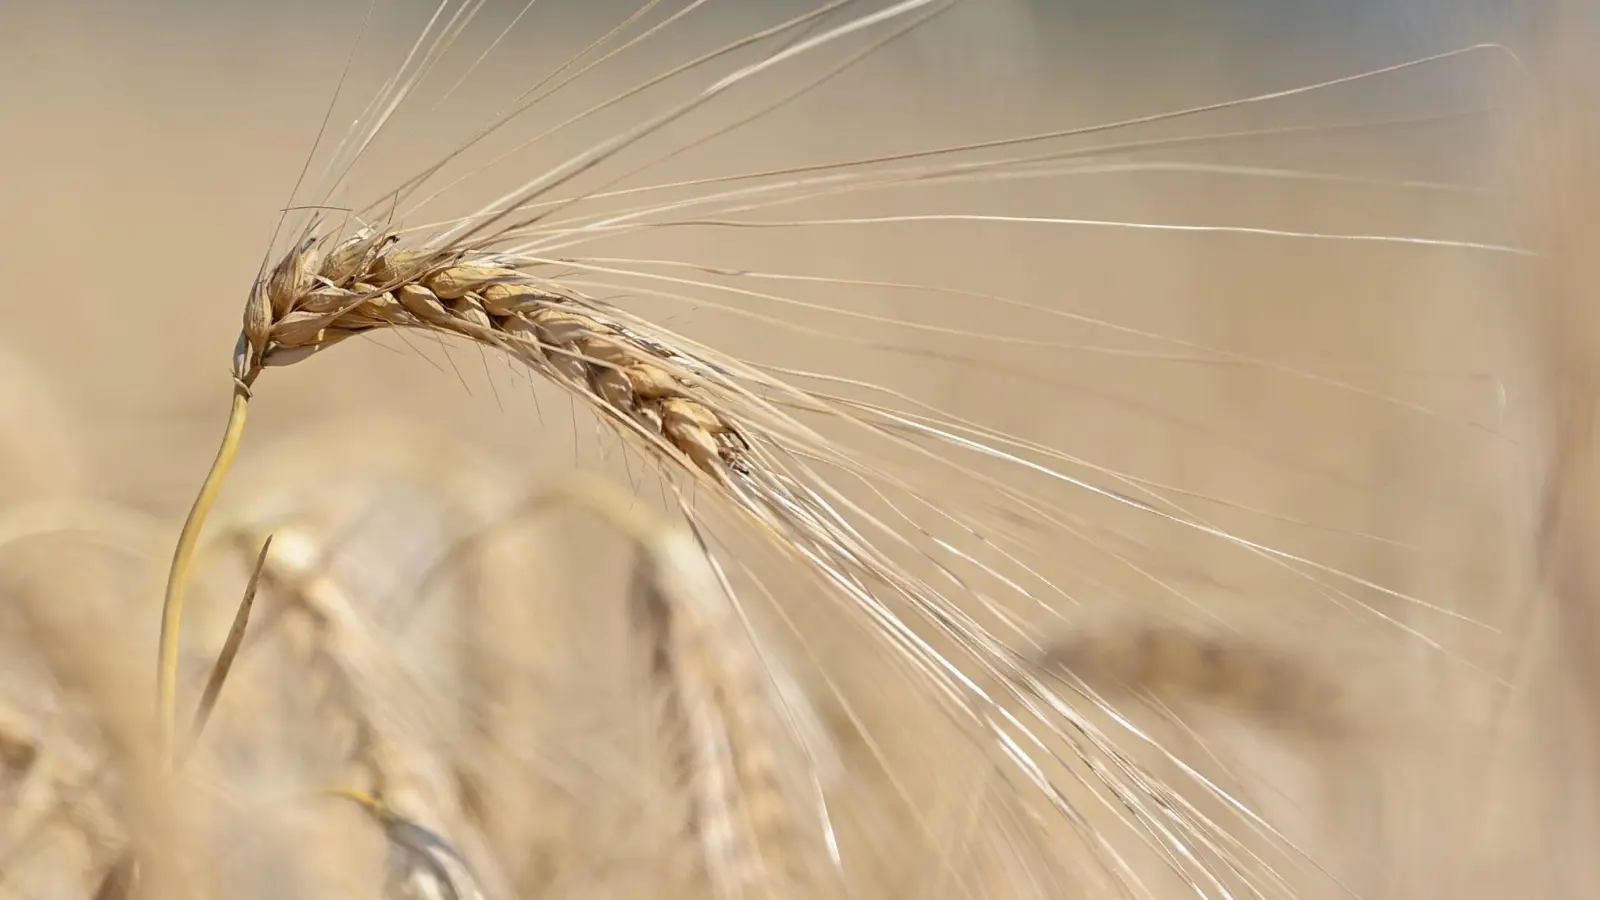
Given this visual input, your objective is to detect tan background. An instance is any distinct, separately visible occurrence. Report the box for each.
[0,2,1587,898]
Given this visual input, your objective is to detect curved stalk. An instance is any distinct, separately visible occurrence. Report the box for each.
[156,377,253,766]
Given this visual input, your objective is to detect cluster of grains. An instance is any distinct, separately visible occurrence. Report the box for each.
[231,525,493,900]
[241,230,749,485]
[1040,625,1345,737]
[624,503,821,900]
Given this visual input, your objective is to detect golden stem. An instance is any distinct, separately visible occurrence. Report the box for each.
[157,377,253,766]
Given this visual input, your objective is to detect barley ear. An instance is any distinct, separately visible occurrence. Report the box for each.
[523,476,820,898]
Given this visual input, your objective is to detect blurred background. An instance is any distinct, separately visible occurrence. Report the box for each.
[0,2,1587,898]
[0,0,1531,507]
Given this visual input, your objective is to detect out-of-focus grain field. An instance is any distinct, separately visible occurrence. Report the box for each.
[0,1,1594,898]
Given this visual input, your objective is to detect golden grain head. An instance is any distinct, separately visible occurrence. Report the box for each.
[244,234,750,490]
